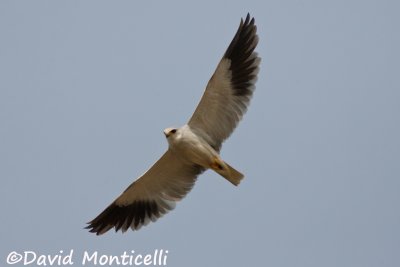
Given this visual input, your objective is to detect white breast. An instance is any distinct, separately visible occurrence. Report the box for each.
[168,125,217,168]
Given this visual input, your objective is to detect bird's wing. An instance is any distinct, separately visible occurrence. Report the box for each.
[188,14,260,151]
[86,150,204,235]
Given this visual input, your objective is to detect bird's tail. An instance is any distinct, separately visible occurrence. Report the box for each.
[210,157,244,186]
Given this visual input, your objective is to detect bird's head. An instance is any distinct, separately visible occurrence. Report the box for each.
[163,127,178,139]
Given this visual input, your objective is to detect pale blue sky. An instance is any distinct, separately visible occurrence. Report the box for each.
[1,1,399,266]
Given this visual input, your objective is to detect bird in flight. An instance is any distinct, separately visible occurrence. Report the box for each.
[86,13,260,235]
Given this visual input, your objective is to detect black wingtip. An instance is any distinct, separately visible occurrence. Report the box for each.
[245,13,251,24]
[85,200,163,235]
[223,14,260,97]
[224,14,258,58]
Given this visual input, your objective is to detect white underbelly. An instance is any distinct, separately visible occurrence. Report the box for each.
[173,134,216,167]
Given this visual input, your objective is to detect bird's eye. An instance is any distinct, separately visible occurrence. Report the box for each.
[170,129,177,134]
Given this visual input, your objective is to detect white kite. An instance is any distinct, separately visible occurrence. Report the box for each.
[87,14,260,235]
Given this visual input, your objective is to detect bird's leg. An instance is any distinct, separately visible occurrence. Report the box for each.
[209,157,244,186]
[210,157,226,171]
